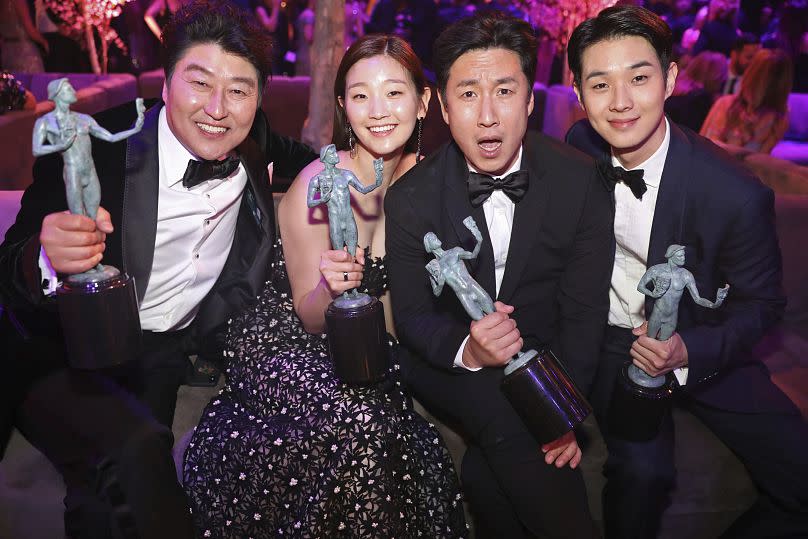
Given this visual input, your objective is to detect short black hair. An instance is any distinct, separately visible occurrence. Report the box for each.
[567,5,672,89]
[161,0,273,96]
[433,11,537,101]
[732,32,759,52]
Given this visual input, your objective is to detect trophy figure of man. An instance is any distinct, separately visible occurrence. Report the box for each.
[307,144,383,305]
[425,217,592,444]
[32,78,145,368]
[609,244,729,440]
[307,144,387,383]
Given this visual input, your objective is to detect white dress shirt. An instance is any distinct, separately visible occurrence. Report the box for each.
[453,147,523,370]
[39,107,247,332]
[139,108,247,331]
[609,119,688,385]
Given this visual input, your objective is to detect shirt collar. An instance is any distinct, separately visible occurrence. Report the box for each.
[611,118,669,188]
[158,107,200,188]
[467,145,523,178]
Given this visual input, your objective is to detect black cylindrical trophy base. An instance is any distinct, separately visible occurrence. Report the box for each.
[56,273,141,370]
[500,349,592,444]
[607,363,675,442]
[325,296,388,384]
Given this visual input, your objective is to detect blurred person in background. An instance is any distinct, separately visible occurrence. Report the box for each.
[723,32,760,94]
[701,48,793,153]
[694,0,741,55]
[666,50,728,130]
[0,0,45,72]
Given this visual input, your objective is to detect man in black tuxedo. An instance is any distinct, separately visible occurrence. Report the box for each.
[565,6,808,538]
[385,12,613,538]
[0,2,315,538]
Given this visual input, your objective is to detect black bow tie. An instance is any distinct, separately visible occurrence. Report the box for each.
[468,170,529,208]
[596,160,647,200]
[181,156,240,189]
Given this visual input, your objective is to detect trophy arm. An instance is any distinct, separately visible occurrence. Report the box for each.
[460,216,483,260]
[426,260,444,297]
[349,169,379,194]
[688,277,728,309]
[637,269,668,298]
[90,99,146,143]
[32,118,71,156]
[306,176,326,207]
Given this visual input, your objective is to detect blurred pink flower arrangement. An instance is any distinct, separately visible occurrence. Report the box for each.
[44,0,131,73]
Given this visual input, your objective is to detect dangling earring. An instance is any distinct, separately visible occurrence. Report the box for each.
[415,117,423,163]
[348,125,357,158]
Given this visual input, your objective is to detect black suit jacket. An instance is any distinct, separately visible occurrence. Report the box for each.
[0,101,316,351]
[385,131,614,394]
[566,119,795,414]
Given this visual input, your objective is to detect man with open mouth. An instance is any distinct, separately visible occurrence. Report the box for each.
[386,10,613,538]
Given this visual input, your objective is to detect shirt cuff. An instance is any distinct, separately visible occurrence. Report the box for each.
[673,366,688,386]
[38,246,59,296]
[453,334,482,371]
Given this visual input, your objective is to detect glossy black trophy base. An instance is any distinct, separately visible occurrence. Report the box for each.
[56,266,141,370]
[607,363,675,442]
[501,349,592,444]
[325,292,389,384]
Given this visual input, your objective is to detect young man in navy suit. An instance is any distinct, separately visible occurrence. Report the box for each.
[566,6,808,538]
[0,2,315,537]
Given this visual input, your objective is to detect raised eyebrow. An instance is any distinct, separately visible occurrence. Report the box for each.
[495,76,518,86]
[346,78,408,91]
[183,63,213,77]
[584,60,654,81]
[629,61,654,70]
[183,64,256,87]
[456,78,480,89]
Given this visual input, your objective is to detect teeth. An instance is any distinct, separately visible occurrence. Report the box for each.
[479,141,501,151]
[369,125,395,133]
[197,123,226,134]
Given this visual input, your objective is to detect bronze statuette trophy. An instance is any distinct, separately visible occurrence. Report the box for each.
[425,216,592,444]
[608,244,729,441]
[31,79,145,369]
[307,144,388,384]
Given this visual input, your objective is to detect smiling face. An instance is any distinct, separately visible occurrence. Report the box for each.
[162,43,260,161]
[575,35,676,169]
[339,54,429,159]
[439,47,533,176]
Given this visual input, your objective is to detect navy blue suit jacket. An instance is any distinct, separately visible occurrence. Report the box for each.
[566,119,796,414]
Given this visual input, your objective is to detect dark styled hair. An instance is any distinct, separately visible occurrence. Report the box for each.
[731,32,759,53]
[432,11,537,101]
[332,34,428,154]
[567,5,672,89]
[161,0,273,96]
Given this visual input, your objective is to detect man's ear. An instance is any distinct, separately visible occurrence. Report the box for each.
[437,91,449,126]
[573,83,586,112]
[526,85,534,116]
[665,62,679,99]
[162,81,168,102]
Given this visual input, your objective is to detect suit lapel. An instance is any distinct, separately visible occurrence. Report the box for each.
[122,104,161,304]
[194,133,275,336]
[645,121,691,314]
[498,134,550,303]
[442,141,496,300]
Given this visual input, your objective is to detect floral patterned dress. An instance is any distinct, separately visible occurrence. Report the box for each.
[183,240,467,538]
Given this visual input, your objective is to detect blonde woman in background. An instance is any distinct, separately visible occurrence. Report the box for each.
[701,48,793,153]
